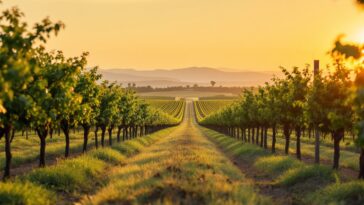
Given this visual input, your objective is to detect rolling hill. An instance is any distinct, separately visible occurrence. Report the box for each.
[98,67,278,87]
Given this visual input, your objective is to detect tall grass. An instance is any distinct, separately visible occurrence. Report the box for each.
[312,181,364,205]
[89,148,126,165]
[254,156,303,176]
[0,181,55,205]
[24,156,106,192]
[276,165,337,187]
[83,120,270,205]
[0,126,177,205]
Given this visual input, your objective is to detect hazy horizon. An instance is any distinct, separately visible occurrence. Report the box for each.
[4,0,364,71]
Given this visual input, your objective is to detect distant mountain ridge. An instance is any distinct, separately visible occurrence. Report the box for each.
[98,67,279,87]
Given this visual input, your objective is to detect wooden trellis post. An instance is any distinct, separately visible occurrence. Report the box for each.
[314,60,320,164]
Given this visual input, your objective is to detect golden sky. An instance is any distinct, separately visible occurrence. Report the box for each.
[4,0,364,71]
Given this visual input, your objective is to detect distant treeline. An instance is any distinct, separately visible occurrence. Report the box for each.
[132,85,246,94]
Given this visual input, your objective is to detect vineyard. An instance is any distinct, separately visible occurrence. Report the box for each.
[194,100,233,122]
[147,100,186,122]
[2,1,364,205]
[0,4,184,202]
[197,65,364,204]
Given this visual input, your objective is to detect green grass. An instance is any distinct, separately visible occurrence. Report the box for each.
[276,165,337,187]
[199,126,351,204]
[82,116,269,205]
[89,148,126,165]
[0,130,98,168]
[202,128,269,162]
[24,156,106,192]
[254,156,304,176]
[311,181,364,205]
[0,181,55,205]
[0,127,178,205]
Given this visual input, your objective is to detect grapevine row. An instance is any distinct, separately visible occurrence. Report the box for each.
[194,100,233,122]
[199,64,364,179]
[148,100,185,122]
[0,6,179,180]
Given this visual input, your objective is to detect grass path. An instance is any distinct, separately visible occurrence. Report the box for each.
[82,102,268,205]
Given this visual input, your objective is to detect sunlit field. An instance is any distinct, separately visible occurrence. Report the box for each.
[2,0,364,204]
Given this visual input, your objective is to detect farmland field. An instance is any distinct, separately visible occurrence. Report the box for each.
[2,1,364,204]
[138,90,237,98]
[194,100,234,121]
[2,100,363,204]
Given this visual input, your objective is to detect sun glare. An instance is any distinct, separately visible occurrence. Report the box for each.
[351,28,364,44]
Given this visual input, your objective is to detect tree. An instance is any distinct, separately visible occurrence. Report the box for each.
[275,69,294,155]
[117,89,136,141]
[355,69,364,179]
[52,51,85,158]
[210,81,216,87]
[307,68,326,164]
[0,6,63,178]
[29,48,85,167]
[75,67,101,152]
[325,62,353,169]
[96,81,120,147]
[266,82,281,153]
[288,66,310,160]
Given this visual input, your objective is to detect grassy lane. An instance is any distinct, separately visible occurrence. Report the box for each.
[0,127,178,205]
[199,126,364,205]
[82,102,268,205]
[266,134,359,172]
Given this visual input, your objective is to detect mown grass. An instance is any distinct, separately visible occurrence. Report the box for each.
[266,134,360,171]
[82,113,269,205]
[0,131,96,168]
[89,148,126,165]
[201,128,358,204]
[276,165,337,188]
[204,129,269,162]
[0,127,177,205]
[24,156,107,192]
[311,181,364,205]
[254,156,304,176]
[0,181,55,205]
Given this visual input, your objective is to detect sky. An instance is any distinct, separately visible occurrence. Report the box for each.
[3,0,364,71]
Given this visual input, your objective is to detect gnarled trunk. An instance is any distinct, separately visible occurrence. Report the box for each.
[252,127,255,144]
[49,128,53,139]
[2,126,12,180]
[248,128,251,143]
[260,126,264,147]
[117,126,122,142]
[94,126,99,149]
[100,126,106,147]
[264,127,268,149]
[60,120,70,158]
[82,124,90,153]
[315,128,320,164]
[283,124,290,155]
[272,125,277,153]
[295,126,301,160]
[36,127,48,167]
[108,126,113,146]
[359,148,364,179]
[333,129,344,170]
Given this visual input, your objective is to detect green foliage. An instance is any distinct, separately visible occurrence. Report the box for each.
[312,181,364,205]
[89,148,126,165]
[24,156,105,192]
[75,67,101,126]
[276,165,336,187]
[0,181,55,205]
[254,156,303,176]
